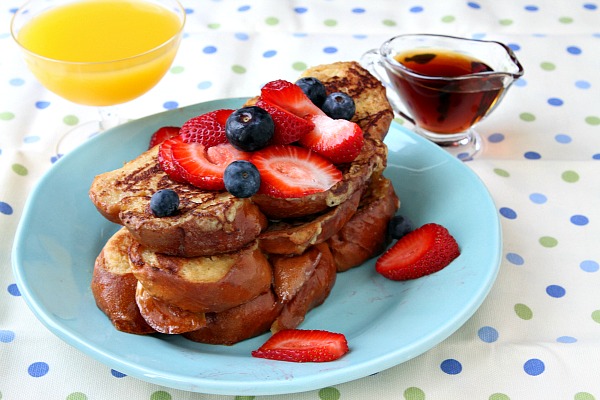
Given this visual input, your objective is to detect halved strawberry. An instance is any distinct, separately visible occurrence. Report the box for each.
[250,145,342,198]
[299,114,364,164]
[251,329,349,363]
[260,80,324,118]
[179,109,234,147]
[255,99,314,145]
[158,136,188,183]
[170,140,250,190]
[149,126,181,149]
[375,223,460,281]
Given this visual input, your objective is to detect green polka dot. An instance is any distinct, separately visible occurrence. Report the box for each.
[494,168,510,177]
[234,397,255,400]
[490,394,511,400]
[559,16,574,24]
[592,310,600,324]
[12,163,28,176]
[63,115,79,126]
[231,65,247,74]
[0,112,15,121]
[404,387,425,400]
[561,170,579,183]
[324,19,337,27]
[441,15,456,23]
[66,393,87,400]
[383,19,397,27]
[541,62,556,71]
[292,61,308,72]
[539,236,558,248]
[207,23,220,29]
[585,116,600,126]
[266,17,279,26]
[514,303,533,320]
[319,387,340,400]
[499,19,513,26]
[150,391,172,400]
[170,66,184,74]
[575,392,596,400]
[520,112,536,122]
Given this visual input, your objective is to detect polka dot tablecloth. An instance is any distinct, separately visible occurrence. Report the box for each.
[1,1,599,399]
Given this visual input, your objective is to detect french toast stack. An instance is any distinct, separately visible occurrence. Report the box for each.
[89,61,399,345]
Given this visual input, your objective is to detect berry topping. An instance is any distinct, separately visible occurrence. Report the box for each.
[255,99,314,145]
[158,136,188,183]
[299,114,363,164]
[388,215,415,240]
[225,106,275,152]
[375,223,460,281]
[150,189,180,217]
[260,79,324,118]
[251,329,349,363]
[179,109,234,147]
[223,160,261,198]
[321,92,356,120]
[295,77,327,107]
[148,126,180,149]
[170,140,250,190]
[250,145,342,198]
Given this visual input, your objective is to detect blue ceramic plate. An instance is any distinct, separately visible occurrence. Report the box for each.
[12,98,501,396]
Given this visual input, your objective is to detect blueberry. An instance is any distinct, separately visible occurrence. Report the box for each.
[224,160,261,198]
[226,106,274,152]
[321,92,356,120]
[150,189,179,217]
[295,77,327,107]
[388,215,414,240]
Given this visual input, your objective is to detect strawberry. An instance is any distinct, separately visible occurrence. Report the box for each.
[251,329,349,363]
[149,126,180,149]
[299,114,364,164]
[158,136,188,183]
[170,140,250,190]
[179,109,234,147]
[260,80,324,118]
[250,145,342,198]
[256,98,314,145]
[375,223,460,281]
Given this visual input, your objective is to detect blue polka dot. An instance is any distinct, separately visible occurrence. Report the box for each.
[162,101,178,110]
[293,33,308,38]
[24,136,41,144]
[51,154,62,163]
[353,34,368,39]
[524,359,545,376]
[9,78,25,86]
[0,330,15,343]
[472,33,486,40]
[0,201,13,215]
[524,5,539,11]
[237,5,250,12]
[557,336,577,343]
[409,6,424,12]
[529,193,547,204]
[7,283,20,296]
[555,133,572,144]
[575,80,591,89]
[35,101,50,109]
[111,369,127,378]
[294,7,308,14]
[514,78,527,87]
[323,47,338,54]
[584,3,597,10]
[234,32,249,41]
[593,153,600,160]
[570,215,589,226]
[506,252,525,265]
[263,50,277,58]
[524,151,541,160]
[184,8,194,15]
[547,98,563,106]
[467,2,481,9]
[508,43,521,51]
[478,326,499,343]
[28,362,49,377]
[546,285,566,298]
[203,46,217,54]
[580,260,599,273]
[488,133,505,143]
[440,359,462,375]
[197,81,212,90]
[567,46,582,55]
[499,207,517,219]
[352,7,366,13]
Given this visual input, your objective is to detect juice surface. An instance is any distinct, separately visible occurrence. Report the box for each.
[18,0,182,62]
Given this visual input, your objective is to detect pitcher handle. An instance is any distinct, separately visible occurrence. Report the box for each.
[360,49,416,126]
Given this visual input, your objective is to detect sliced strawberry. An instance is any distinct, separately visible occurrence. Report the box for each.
[260,80,324,118]
[299,114,364,164]
[250,145,342,198]
[375,223,460,281]
[149,126,181,149]
[251,329,349,363]
[158,136,188,183]
[255,99,314,145]
[179,109,234,147]
[170,140,250,190]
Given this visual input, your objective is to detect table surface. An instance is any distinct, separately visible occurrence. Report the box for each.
[1,1,599,399]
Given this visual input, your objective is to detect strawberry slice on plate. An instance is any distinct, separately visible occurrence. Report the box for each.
[179,109,234,147]
[255,98,314,145]
[375,223,460,281]
[158,136,188,183]
[260,79,324,118]
[250,145,342,198]
[251,329,349,363]
[149,126,181,149]
[170,140,250,190]
[299,114,364,164]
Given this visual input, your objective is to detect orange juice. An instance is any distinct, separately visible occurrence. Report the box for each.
[16,0,184,106]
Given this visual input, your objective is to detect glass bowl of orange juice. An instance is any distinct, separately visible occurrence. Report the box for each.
[11,0,185,154]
